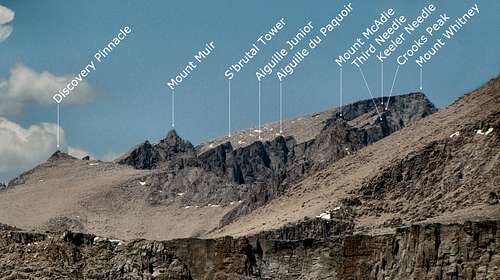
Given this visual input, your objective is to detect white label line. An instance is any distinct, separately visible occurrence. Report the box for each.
[258,80,262,139]
[228,79,231,137]
[279,81,283,134]
[358,66,382,120]
[171,90,175,128]
[340,67,343,117]
[419,66,423,90]
[57,103,60,148]
[381,62,384,104]
[385,64,401,111]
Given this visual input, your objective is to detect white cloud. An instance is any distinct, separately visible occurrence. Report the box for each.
[0,117,124,183]
[0,117,91,183]
[0,4,14,42]
[0,117,60,182]
[0,25,12,42]
[0,5,14,24]
[0,64,96,115]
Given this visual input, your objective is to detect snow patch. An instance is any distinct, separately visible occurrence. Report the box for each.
[177,193,185,196]
[477,128,494,136]
[109,239,123,246]
[139,181,146,186]
[89,163,99,166]
[449,131,460,138]
[316,212,331,220]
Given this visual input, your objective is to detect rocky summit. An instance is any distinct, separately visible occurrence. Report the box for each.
[0,78,499,279]
[115,92,438,226]
[116,130,198,170]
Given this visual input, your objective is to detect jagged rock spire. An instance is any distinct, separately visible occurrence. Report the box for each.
[162,129,185,147]
[117,129,197,170]
[166,129,179,141]
[48,150,77,162]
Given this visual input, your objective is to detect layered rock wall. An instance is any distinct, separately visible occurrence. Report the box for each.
[1,221,497,279]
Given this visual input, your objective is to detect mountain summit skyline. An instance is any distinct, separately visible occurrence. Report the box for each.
[1,1,499,183]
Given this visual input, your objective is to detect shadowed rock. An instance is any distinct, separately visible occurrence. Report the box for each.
[112,93,438,223]
[48,150,78,162]
[116,129,197,170]
[0,221,497,279]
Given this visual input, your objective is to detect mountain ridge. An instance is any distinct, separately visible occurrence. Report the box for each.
[1,82,497,242]
[1,78,499,279]
[212,76,500,238]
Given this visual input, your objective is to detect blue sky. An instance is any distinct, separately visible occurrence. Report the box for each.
[0,0,499,181]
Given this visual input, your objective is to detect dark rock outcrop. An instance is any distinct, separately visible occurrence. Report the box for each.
[0,223,20,231]
[221,94,437,226]
[113,94,437,225]
[48,150,78,162]
[198,141,233,177]
[116,130,198,170]
[0,229,193,279]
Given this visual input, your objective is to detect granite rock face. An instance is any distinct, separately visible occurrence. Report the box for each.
[351,112,500,230]
[220,94,437,226]
[0,230,193,279]
[0,221,497,279]
[117,130,198,170]
[114,94,437,224]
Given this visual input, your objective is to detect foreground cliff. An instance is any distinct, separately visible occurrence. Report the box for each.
[0,220,498,279]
